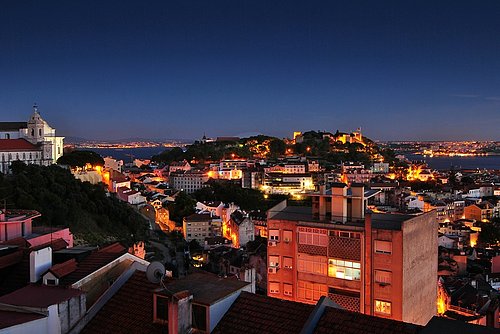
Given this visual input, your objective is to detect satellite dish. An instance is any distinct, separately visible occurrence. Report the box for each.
[146,261,166,284]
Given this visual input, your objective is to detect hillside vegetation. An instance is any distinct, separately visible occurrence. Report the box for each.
[0,162,148,245]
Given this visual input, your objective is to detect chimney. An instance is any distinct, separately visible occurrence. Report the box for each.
[331,183,348,222]
[350,183,365,220]
[154,289,193,334]
[30,247,52,283]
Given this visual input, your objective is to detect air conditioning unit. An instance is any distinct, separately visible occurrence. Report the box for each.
[268,267,277,274]
[268,240,277,247]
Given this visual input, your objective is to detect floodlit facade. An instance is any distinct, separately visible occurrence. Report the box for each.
[266,183,437,326]
[0,105,64,173]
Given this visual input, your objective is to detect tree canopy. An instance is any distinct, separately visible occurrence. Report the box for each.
[0,163,147,245]
[57,150,104,167]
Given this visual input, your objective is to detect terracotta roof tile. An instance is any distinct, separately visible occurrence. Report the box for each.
[0,249,23,270]
[82,271,164,334]
[0,285,83,308]
[0,254,30,296]
[48,259,77,278]
[0,139,39,151]
[314,307,422,334]
[213,292,315,334]
[59,243,126,286]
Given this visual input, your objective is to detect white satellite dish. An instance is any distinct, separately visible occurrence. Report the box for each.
[146,261,166,284]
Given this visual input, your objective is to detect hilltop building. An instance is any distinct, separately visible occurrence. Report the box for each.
[0,105,64,173]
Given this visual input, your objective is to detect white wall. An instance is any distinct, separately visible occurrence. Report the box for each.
[208,289,243,332]
[0,131,22,139]
[0,316,48,334]
[30,247,52,283]
[47,304,62,334]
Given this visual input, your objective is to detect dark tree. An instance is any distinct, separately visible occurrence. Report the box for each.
[57,150,104,167]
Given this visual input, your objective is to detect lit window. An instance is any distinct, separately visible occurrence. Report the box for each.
[328,259,361,280]
[374,270,392,284]
[269,229,279,241]
[283,230,293,243]
[284,283,293,296]
[374,240,392,254]
[269,255,279,267]
[375,300,391,315]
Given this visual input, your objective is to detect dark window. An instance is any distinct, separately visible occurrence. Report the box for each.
[46,279,57,286]
[155,296,169,322]
[192,304,207,331]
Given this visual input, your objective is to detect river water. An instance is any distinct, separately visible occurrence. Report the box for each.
[87,148,500,170]
[404,154,500,170]
[88,147,170,162]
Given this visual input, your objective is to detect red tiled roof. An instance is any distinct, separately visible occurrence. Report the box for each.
[212,291,315,334]
[0,139,39,151]
[314,306,422,334]
[162,271,250,306]
[0,254,30,296]
[82,271,164,334]
[0,310,45,329]
[0,237,29,248]
[0,284,83,308]
[0,250,23,270]
[184,213,212,222]
[48,259,77,278]
[59,243,126,286]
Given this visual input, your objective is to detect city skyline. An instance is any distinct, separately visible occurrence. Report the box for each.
[1,1,500,141]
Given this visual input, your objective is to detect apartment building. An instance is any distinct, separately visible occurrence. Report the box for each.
[183,213,221,244]
[266,183,437,326]
[170,170,209,194]
[464,201,495,222]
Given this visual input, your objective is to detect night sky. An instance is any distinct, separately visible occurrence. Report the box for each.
[1,1,499,141]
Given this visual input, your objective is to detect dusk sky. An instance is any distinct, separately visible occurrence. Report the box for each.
[1,1,499,141]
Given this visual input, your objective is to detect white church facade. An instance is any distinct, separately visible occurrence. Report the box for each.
[0,105,64,173]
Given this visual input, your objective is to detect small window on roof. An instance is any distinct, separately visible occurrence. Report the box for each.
[46,279,57,286]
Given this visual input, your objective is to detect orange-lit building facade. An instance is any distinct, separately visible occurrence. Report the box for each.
[464,202,494,222]
[267,183,437,326]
